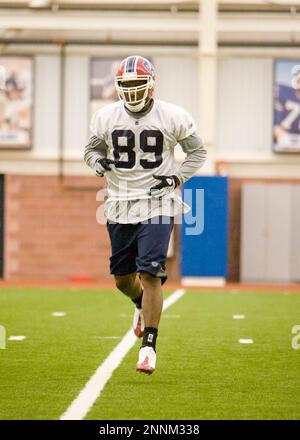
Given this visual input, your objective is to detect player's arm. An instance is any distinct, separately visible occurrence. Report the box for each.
[149,132,207,197]
[84,135,116,176]
[175,132,207,185]
[84,112,118,176]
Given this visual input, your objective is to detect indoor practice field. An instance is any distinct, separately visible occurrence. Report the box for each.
[0,285,299,420]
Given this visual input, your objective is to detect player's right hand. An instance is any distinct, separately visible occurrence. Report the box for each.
[149,174,180,198]
[95,158,118,176]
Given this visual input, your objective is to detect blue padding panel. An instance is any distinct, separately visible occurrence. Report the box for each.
[180,176,228,277]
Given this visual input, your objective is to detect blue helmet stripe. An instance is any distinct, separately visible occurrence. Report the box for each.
[126,56,136,73]
[133,56,138,73]
[124,57,130,73]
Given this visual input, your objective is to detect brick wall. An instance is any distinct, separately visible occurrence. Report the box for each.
[6,174,297,283]
[4,175,180,282]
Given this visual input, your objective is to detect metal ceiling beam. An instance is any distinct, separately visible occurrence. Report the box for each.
[0,9,299,36]
[1,1,300,11]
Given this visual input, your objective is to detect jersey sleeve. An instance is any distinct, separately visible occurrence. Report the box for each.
[84,110,108,170]
[90,110,104,140]
[175,133,207,185]
[173,108,197,141]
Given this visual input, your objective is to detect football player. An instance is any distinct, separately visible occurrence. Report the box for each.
[84,55,207,374]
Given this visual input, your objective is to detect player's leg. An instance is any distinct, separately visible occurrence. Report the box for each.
[136,272,162,373]
[135,215,174,374]
[106,221,145,336]
[139,272,162,329]
[114,273,145,337]
[114,272,142,302]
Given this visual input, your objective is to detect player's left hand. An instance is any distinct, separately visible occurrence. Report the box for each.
[149,174,180,198]
[94,158,118,177]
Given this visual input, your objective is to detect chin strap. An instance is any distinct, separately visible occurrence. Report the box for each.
[125,99,148,113]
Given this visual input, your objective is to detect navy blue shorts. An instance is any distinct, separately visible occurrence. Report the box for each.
[106,216,174,285]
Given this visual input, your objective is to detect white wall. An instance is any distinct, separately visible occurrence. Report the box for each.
[34,55,61,159]
[63,56,89,159]
[1,50,300,177]
[0,53,199,171]
[215,56,300,177]
[154,55,198,121]
[217,58,273,155]
[154,55,198,162]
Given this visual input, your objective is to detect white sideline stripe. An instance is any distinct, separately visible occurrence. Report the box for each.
[162,288,185,312]
[60,288,186,421]
[163,314,181,319]
[95,336,121,340]
[8,336,26,341]
[233,315,245,320]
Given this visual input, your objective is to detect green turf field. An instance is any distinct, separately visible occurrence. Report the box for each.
[0,286,299,420]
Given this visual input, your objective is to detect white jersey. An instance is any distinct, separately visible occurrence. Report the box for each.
[90,99,196,200]
[87,99,201,223]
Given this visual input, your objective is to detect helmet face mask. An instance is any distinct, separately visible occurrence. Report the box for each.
[115,56,155,112]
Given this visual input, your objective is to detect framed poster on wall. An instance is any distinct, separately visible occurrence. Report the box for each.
[273,60,300,153]
[0,56,33,149]
[89,57,123,116]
